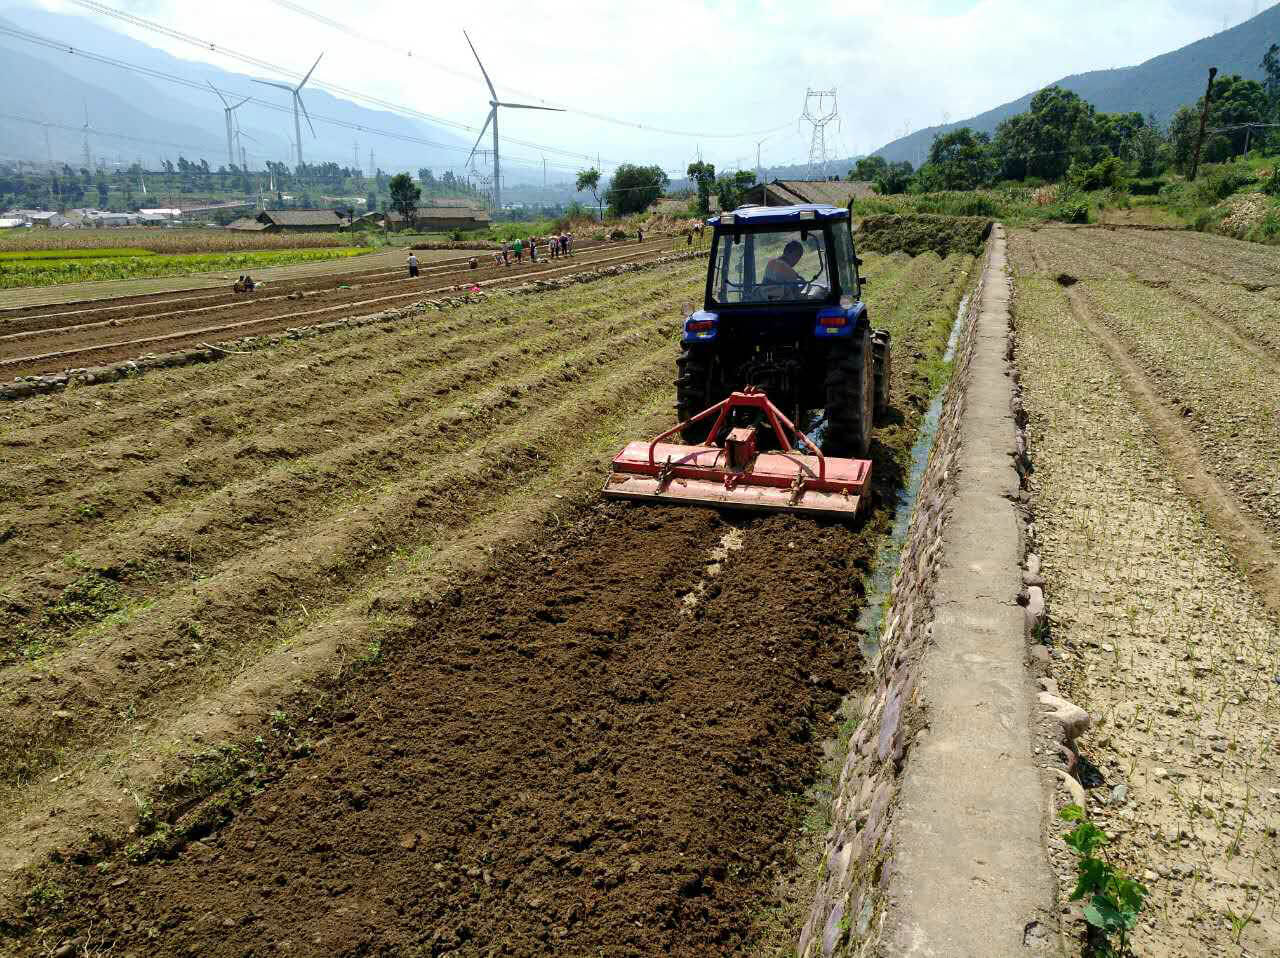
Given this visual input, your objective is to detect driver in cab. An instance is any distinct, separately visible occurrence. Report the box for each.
[763,240,805,299]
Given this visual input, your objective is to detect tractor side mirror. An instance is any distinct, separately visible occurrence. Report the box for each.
[859,276,869,286]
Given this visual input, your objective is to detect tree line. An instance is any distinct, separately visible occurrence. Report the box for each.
[852,44,1280,195]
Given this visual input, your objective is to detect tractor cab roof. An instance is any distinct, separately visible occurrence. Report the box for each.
[707,203,849,228]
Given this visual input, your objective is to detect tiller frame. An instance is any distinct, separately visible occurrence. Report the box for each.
[602,387,870,517]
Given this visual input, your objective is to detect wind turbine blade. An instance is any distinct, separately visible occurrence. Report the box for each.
[207,80,231,108]
[253,78,295,92]
[467,109,494,162]
[463,31,497,100]
[299,52,323,90]
[497,102,565,112]
[297,94,317,138]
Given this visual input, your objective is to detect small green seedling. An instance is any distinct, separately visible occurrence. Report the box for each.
[1061,804,1147,957]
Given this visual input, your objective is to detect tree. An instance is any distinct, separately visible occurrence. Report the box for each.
[992,86,1101,181]
[96,174,109,209]
[873,160,914,195]
[852,155,888,182]
[388,172,420,229]
[1262,43,1280,112]
[713,170,756,212]
[927,128,995,190]
[576,167,602,220]
[686,160,716,215]
[605,164,669,216]
[1168,74,1268,169]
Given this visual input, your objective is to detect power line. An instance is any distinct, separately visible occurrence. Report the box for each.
[65,0,634,169]
[263,0,791,141]
[0,23,606,175]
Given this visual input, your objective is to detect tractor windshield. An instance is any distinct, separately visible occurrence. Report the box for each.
[710,228,833,305]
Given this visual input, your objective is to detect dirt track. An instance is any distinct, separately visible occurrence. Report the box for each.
[0,246,977,955]
[0,238,678,376]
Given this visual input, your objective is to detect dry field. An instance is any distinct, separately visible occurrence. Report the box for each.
[0,247,977,955]
[1012,226,1280,957]
[0,228,356,254]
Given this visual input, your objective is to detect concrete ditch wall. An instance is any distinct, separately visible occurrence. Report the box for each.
[0,250,706,403]
[797,225,1062,957]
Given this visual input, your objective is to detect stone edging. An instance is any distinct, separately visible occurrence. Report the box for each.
[797,224,1064,957]
[1,250,706,403]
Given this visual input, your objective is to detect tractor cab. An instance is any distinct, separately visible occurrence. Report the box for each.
[704,204,860,308]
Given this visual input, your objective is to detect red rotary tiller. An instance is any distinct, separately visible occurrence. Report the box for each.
[603,387,870,518]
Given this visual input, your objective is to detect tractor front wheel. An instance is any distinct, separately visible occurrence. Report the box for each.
[824,326,874,457]
[676,345,717,443]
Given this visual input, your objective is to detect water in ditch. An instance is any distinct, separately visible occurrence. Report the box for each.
[855,292,970,664]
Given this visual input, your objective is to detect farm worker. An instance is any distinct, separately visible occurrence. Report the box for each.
[763,240,805,296]
[469,256,478,269]
[565,233,572,255]
[243,274,256,292]
[637,227,643,243]
[502,245,510,266]
[513,237,523,263]
[528,237,537,263]
[407,252,420,277]
[234,275,246,293]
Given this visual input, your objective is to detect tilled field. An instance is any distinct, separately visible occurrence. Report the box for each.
[0,247,977,955]
[0,238,674,377]
[1011,227,1280,957]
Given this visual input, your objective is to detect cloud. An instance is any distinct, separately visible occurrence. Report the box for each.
[18,0,1269,175]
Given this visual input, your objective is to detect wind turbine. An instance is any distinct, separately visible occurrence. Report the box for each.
[209,82,251,169]
[463,31,562,212]
[81,101,93,171]
[254,53,323,168]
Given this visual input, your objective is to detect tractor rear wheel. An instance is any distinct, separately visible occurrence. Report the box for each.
[872,328,892,422]
[824,326,874,457]
[676,345,716,443]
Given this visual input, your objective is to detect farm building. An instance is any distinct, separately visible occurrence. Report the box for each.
[0,217,26,229]
[254,209,349,232]
[741,179,875,207]
[226,217,270,232]
[10,210,68,228]
[362,207,491,231]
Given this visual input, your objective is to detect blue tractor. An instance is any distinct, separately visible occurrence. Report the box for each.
[677,203,890,457]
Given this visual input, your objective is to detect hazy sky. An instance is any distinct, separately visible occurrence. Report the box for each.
[21,0,1275,177]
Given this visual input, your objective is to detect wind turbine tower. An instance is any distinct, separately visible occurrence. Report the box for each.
[463,31,563,212]
[81,101,93,171]
[800,88,839,179]
[254,53,323,168]
[209,83,251,169]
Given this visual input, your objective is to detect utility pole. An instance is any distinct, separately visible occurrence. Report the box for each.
[1189,66,1218,182]
[542,156,546,190]
[353,139,360,176]
[369,148,375,179]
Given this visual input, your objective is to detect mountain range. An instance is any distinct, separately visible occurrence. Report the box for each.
[871,4,1280,165]
[0,5,491,178]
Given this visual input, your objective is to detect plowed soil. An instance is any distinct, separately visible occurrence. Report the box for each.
[0,238,674,376]
[1011,226,1280,958]
[0,246,978,956]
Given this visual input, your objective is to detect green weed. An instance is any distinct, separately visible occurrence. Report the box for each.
[1061,804,1148,957]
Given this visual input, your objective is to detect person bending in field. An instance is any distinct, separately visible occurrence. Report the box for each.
[234,275,247,293]
[242,275,256,292]
[407,252,420,277]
